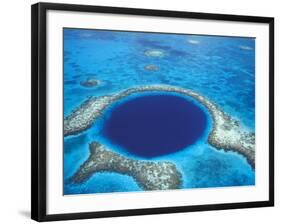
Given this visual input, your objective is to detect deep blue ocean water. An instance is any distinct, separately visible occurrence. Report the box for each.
[103,93,207,157]
[63,28,255,195]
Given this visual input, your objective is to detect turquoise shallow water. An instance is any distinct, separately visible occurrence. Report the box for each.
[63,28,255,195]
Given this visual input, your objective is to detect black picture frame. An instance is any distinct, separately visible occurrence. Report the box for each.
[31,2,274,222]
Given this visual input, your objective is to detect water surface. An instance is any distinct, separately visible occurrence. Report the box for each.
[63,28,255,195]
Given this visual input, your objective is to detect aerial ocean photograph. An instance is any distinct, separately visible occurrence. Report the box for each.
[63,28,255,195]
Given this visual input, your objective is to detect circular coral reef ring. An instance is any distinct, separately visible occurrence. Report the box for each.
[144,49,166,57]
[64,85,255,169]
[101,91,210,158]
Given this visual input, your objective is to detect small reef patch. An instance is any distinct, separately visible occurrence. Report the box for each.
[239,45,253,51]
[80,78,101,88]
[71,142,182,191]
[187,39,200,45]
[144,49,166,57]
[144,64,159,71]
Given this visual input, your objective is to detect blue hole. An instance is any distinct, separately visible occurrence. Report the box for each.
[102,94,207,157]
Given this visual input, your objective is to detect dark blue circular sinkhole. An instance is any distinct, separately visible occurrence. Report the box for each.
[102,94,207,157]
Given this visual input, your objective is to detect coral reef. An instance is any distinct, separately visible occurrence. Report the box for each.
[187,39,200,45]
[71,142,182,190]
[144,64,159,71]
[64,85,255,168]
[239,45,253,51]
[144,49,166,57]
[80,78,100,87]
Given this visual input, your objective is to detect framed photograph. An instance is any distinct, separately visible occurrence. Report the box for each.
[31,2,274,222]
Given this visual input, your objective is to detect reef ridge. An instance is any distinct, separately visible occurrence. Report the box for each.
[64,85,255,168]
[71,142,182,190]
